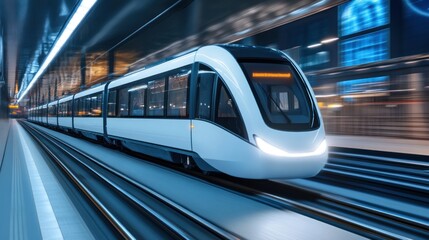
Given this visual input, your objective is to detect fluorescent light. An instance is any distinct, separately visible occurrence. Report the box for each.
[307,43,322,49]
[321,37,338,44]
[255,136,327,157]
[18,0,97,102]
[128,85,147,92]
[315,94,338,98]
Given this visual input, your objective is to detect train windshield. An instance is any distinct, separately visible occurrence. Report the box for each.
[241,62,317,131]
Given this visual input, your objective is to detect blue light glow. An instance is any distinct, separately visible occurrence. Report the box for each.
[340,29,389,67]
[339,0,389,37]
[338,76,389,95]
[405,0,429,17]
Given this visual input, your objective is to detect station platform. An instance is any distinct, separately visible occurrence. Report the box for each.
[0,120,94,239]
[326,135,429,156]
[0,119,10,165]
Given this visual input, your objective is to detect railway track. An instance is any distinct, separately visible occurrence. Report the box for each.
[20,121,236,240]
[21,120,429,239]
[321,148,429,203]
[180,148,429,240]
[196,173,429,240]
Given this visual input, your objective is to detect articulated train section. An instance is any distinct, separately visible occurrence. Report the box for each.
[1,0,429,239]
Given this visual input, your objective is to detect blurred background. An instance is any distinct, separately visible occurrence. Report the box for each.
[234,0,429,140]
[3,0,429,141]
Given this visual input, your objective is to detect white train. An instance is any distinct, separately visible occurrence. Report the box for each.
[28,45,328,179]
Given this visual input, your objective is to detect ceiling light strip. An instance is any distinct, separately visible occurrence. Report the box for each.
[17,0,97,102]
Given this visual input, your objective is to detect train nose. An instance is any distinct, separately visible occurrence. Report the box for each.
[254,135,327,157]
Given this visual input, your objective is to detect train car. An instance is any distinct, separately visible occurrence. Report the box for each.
[28,107,33,122]
[30,106,37,122]
[40,104,48,125]
[73,85,105,140]
[27,45,327,179]
[57,95,74,132]
[34,106,40,123]
[47,100,59,127]
[104,45,327,179]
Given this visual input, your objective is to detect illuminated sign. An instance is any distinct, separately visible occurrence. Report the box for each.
[339,0,389,37]
[8,104,19,109]
[252,72,291,78]
[340,29,389,66]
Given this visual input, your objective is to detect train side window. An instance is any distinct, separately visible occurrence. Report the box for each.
[67,101,72,117]
[58,103,63,117]
[90,93,102,117]
[48,105,56,117]
[84,97,91,117]
[118,88,129,117]
[196,72,216,120]
[61,102,66,117]
[167,72,189,117]
[129,85,146,117]
[80,98,85,116]
[74,98,80,116]
[215,82,247,139]
[108,90,117,117]
[147,78,165,117]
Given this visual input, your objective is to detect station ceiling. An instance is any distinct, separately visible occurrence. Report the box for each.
[0,0,344,104]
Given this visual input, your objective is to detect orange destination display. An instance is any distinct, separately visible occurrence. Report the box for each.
[252,72,291,78]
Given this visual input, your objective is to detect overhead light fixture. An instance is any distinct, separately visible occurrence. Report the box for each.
[321,37,339,44]
[307,43,322,49]
[17,0,97,102]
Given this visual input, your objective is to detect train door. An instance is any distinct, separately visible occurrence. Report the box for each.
[192,64,247,160]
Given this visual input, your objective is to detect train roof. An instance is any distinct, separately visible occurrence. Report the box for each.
[75,84,106,98]
[218,44,287,62]
[58,95,74,103]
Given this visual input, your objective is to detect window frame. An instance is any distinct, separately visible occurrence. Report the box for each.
[195,63,248,140]
[239,60,319,131]
[73,92,103,118]
[108,65,191,119]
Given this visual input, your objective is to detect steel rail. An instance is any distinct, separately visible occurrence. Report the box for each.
[21,121,238,240]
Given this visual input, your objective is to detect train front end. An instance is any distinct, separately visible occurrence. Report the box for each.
[242,54,327,178]
[194,45,327,179]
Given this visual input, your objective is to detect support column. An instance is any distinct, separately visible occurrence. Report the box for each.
[108,49,115,79]
[80,50,86,90]
[48,83,51,103]
[54,78,58,100]
[37,81,41,106]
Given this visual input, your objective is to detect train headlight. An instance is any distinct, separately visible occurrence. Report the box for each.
[255,136,327,157]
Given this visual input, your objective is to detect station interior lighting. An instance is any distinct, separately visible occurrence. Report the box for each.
[17,0,97,103]
[321,37,339,44]
[307,43,322,49]
[307,37,338,48]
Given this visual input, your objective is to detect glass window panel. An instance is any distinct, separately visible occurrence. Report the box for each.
[196,73,215,120]
[108,90,117,117]
[48,105,56,117]
[167,73,188,117]
[240,62,314,129]
[90,94,102,117]
[67,101,72,117]
[85,97,92,117]
[129,85,146,117]
[147,78,165,117]
[118,88,129,117]
[215,82,246,138]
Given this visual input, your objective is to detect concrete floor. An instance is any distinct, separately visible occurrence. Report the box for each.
[0,120,93,240]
